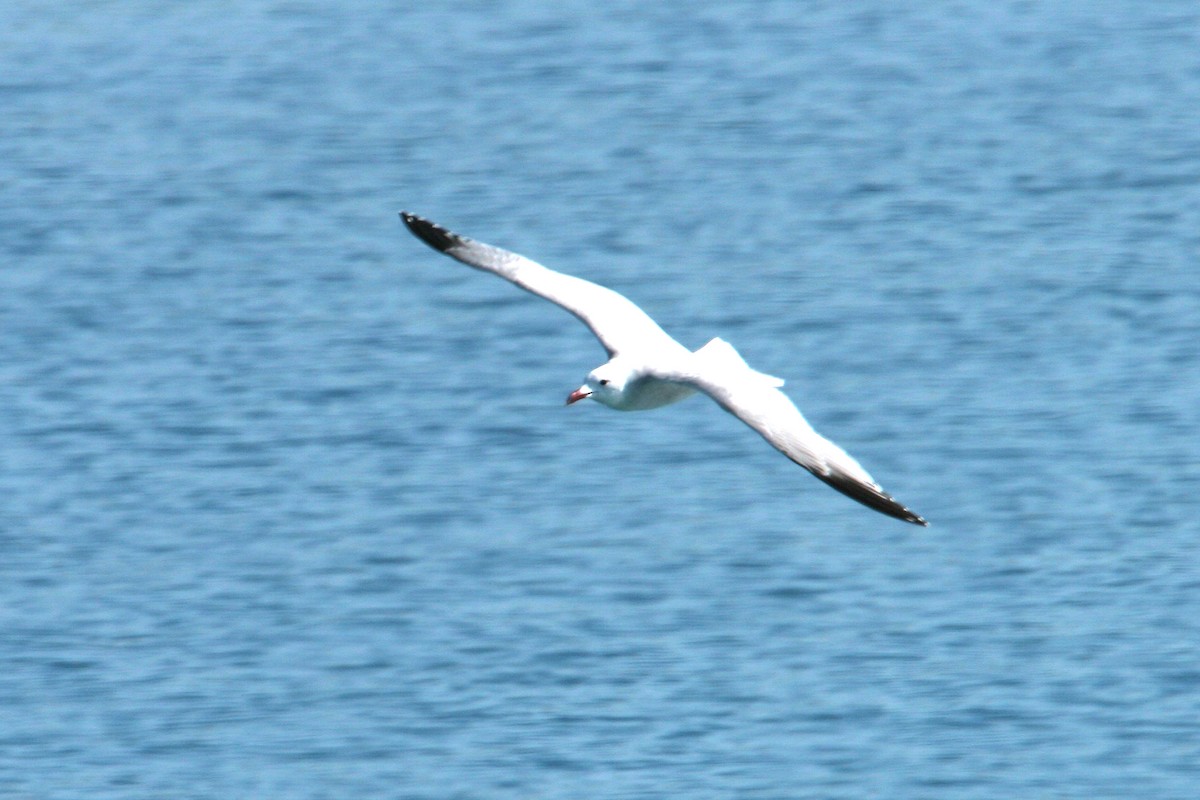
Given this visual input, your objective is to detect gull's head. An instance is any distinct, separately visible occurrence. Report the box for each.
[566,362,630,409]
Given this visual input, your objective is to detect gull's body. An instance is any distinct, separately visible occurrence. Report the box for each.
[400,212,927,526]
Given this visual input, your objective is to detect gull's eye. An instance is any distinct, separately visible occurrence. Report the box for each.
[599,379,610,386]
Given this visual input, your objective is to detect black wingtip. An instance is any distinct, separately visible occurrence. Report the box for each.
[399,211,461,254]
[813,471,929,526]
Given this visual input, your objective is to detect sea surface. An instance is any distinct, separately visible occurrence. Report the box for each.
[3,2,1199,798]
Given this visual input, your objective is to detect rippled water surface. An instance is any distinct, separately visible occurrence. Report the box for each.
[3,2,1199,798]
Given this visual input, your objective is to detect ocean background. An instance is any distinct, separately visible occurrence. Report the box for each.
[3,2,1199,798]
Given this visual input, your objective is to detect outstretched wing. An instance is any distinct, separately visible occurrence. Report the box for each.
[401,212,682,358]
[676,367,928,525]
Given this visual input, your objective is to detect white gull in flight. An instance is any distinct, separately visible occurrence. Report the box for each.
[400,212,927,526]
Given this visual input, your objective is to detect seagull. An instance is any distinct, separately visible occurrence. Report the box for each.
[400,212,927,526]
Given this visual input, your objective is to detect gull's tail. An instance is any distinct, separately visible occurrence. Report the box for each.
[693,337,785,387]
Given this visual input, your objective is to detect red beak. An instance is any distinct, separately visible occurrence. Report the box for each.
[566,388,591,405]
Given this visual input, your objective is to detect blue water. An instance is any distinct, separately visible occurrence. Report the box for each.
[3,2,1199,797]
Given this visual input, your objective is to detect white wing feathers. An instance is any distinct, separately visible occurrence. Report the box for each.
[401,213,680,358]
[670,347,928,526]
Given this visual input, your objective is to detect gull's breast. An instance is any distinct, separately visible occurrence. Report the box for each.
[617,376,697,411]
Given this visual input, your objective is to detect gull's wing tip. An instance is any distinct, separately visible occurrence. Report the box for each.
[879,494,930,527]
[813,470,929,526]
[876,497,930,527]
[400,211,460,254]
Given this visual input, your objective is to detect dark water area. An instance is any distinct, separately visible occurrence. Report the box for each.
[2,2,1199,797]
